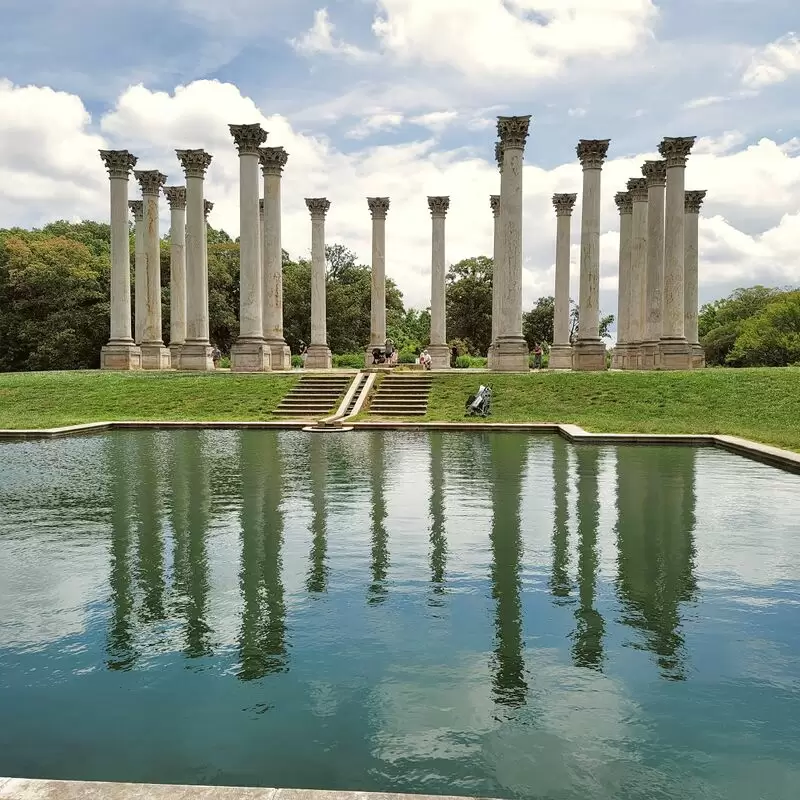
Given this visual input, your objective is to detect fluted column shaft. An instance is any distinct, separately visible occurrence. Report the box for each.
[130,201,145,344]
[550,194,577,370]
[684,190,706,366]
[164,187,187,356]
[366,198,389,361]
[99,150,141,369]
[615,193,633,345]
[305,198,331,369]
[642,160,666,359]
[259,147,290,369]
[428,196,450,369]
[627,178,649,350]
[489,193,501,358]
[135,171,167,351]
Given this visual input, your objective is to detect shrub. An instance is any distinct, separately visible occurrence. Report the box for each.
[218,356,231,369]
[332,353,364,368]
[291,355,303,368]
[398,350,418,364]
[455,355,472,368]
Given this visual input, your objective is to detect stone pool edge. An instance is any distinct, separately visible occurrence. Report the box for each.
[0,419,797,474]
[0,778,496,800]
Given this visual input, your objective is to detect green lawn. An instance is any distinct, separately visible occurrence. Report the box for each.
[0,370,298,429]
[1,368,798,453]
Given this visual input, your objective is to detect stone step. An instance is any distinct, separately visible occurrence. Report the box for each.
[368,409,426,416]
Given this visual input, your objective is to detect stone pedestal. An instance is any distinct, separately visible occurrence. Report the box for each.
[640,159,666,370]
[685,189,707,370]
[306,197,332,369]
[548,344,574,370]
[99,149,141,370]
[494,116,531,372]
[135,169,171,370]
[230,339,270,371]
[611,190,633,369]
[574,138,611,371]
[259,147,291,369]
[551,193,577,370]
[176,148,215,371]
[304,344,332,370]
[692,344,706,369]
[658,136,696,370]
[365,197,390,366]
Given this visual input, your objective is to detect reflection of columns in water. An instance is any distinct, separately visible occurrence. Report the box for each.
[615,447,697,679]
[572,447,605,670]
[307,434,329,594]
[368,433,389,605]
[549,437,572,601]
[134,431,166,622]
[428,432,447,602]
[106,435,138,670]
[238,432,288,680]
[172,431,212,657]
[489,433,528,708]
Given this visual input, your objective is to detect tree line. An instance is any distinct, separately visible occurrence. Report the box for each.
[0,219,796,371]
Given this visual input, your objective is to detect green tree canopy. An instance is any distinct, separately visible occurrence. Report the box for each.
[446,256,493,355]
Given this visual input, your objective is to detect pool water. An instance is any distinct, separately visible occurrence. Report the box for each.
[0,430,799,800]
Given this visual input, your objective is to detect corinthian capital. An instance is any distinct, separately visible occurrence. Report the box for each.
[176,149,213,179]
[367,197,390,219]
[134,170,167,196]
[615,191,633,214]
[99,149,138,179]
[642,160,667,187]
[490,194,500,216]
[658,136,696,168]
[229,123,267,156]
[497,115,532,151]
[128,200,143,220]
[305,197,331,218]
[685,190,707,213]
[203,200,213,219]
[577,139,610,169]
[259,146,289,176]
[552,193,577,216]
[626,177,648,203]
[427,196,450,217]
[162,186,186,210]
[494,141,503,171]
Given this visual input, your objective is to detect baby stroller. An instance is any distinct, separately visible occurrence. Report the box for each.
[465,385,492,417]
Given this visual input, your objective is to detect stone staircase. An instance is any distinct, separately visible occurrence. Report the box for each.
[368,373,433,417]
[273,374,352,417]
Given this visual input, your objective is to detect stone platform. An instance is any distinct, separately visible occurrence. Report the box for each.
[0,779,496,800]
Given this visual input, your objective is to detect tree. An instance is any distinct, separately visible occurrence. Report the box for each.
[523,296,554,349]
[726,291,800,366]
[569,300,614,343]
[446,256,493,354]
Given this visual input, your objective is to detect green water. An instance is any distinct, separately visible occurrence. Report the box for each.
[0,430,799,799]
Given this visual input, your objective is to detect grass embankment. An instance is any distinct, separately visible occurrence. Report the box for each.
[0,370,298,429]
[414,369,800,452]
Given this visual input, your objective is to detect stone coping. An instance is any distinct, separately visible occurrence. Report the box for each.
[0,420,797,474]
[0,778,495,800]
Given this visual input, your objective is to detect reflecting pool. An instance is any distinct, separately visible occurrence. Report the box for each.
[1,430,799,800]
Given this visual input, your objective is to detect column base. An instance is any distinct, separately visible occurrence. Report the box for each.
[180,342,215,371]
[493,336,529,372]
[572,340,606,371]
[658,338,693,370]
[266,339,292,370]
[100,342,141,370]
[638,341,659,370]
[140,343,171,370]
[691,343,706,369]
[611,343,638,370]
[305,344,332,369]
[231,339,271,372]
[169,343,183,368]
[548,344,573,370]
[486,344,495,370]
[428,344,451,370]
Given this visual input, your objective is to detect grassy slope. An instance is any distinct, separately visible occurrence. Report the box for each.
[416,369,800,451]
[0,370,298,428]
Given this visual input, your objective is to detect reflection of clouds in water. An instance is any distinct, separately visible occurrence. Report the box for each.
[694,449,800,587]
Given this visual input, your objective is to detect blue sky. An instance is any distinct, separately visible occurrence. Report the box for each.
[0,0,799,313]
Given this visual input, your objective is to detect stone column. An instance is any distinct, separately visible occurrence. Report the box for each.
[129,200,145,345]
[365,197,390,365]
[163,186,187,366]
[259,198,265,287]
[658,136,696,370]
[99,150,141,369]
[427,196,451,369]
[134,170,170,369]
[487,193,501,369]
[573,139,611,371]
[626,177,649,369]
[494,116,531,372]
[305,198,332,369]
[611,191,633,369]
[640,159,667,369]
[176,148,214,370]
[550,193,577,369]
[684,190,707,369]
[229,124,269,372]
[259,147,291,369]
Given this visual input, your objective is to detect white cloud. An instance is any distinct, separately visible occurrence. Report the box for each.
[567,107,587,118]
[1,77,800,319]
[409,110,458,132]
[370,0,658,81]
[683,95,725,110]
[290,7,374,62]
[346,112,405,139]
[742,32,800,89]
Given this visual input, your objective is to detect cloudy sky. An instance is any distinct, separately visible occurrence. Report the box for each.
[1,0,799,317]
